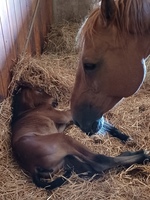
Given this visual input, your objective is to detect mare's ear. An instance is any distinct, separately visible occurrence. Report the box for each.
[101,0,117,25]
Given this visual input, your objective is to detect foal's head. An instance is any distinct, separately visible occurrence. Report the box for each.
[11,81,57,123]
[71,0,150,135]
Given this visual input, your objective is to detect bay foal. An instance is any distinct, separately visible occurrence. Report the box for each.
[11,82,150,190]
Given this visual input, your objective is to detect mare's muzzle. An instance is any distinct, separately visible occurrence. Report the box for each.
[72,103,104,135]
[74,117,104,136]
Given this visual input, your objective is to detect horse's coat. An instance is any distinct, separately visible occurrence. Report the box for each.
[71,0,150,135]
[11,82,150,190]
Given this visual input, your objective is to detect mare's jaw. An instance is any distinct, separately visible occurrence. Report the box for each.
[71,95,122,135]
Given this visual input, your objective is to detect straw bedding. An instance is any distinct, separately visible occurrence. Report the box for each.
[0,21,150,200]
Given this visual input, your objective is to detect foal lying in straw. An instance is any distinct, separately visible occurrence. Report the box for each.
[11,82,150,190]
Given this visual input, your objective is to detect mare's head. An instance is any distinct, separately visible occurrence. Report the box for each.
[71,0,150,135]
[11,81,57,124]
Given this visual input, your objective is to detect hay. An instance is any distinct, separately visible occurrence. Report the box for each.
[43,21,80,55]
[1,21,150,200]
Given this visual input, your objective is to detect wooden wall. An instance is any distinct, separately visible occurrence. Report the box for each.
[0,0,52,101]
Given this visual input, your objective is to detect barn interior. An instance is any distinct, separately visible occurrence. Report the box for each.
[0,1,150,200]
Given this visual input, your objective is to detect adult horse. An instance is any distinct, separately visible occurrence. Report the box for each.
[71,0,150,135]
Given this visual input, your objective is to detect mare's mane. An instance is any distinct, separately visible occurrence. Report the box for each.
[77,0,150,47]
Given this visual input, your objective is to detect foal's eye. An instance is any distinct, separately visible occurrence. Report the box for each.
[38,88,43,92]
[83,63,97,71]
[36,88,43,94]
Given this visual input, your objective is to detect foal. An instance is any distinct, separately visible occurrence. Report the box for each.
[11,82,149,190]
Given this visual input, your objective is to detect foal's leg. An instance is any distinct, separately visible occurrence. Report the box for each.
[14,133,149,190]
[96,117,131,143]
[32,167,72,190]
[50,109,73,132]
[102,120,130,142]
[32,134,149,174]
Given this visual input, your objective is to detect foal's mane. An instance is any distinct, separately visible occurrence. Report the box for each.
[77,0,150,47]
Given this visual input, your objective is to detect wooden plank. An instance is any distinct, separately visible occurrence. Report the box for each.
[13,0,26,54]
[0,0,53,98]
[0,16,9,97]
[39,0,51,49]
[23,0,38,55]
[47,0,53,25]
[0,17,6,71]
[32,0,44,55]
[20,0,32,55]
[24,0,53,56]
[0,0,13,97]
[18,0,28,54]
[5,0,17,60]
[33,0,42,56]
[34,0,52,54]
[39,0,47,36]
[0,1,12,69]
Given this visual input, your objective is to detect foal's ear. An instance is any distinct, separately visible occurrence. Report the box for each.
[101,0,117,25]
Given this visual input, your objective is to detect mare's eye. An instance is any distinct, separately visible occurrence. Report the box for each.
[83,63,97,71]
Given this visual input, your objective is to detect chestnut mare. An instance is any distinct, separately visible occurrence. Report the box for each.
[11,82,149,190]
[71,0,150,135]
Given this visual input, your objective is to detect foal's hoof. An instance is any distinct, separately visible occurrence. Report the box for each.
[118,149,145,157]
[90,135,103,144]
[125,137,137,147]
